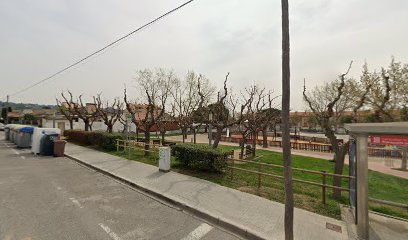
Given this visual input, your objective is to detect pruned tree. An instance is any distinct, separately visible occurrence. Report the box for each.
[239,86,279,157]
[117,114,128,133]
[156,112,175,143]
[171,71,214,143]
[60,91,99,131]
[290,111,302,140]
[200,73,249,149]
[93,94,124,133]
[57,93,76,130]
[259,106,281,148]
[303,62,359,199]
[124,68,175,155]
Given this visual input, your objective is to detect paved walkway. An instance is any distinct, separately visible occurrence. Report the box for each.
[167,134,408,179]
[65,143,348,240]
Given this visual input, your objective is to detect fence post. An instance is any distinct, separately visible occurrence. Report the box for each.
[257,162,262,195]
[230,156,236,181]
[322,171,327,205]
[116,139,119,151]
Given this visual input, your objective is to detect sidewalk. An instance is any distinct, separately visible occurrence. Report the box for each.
[64,143,348,240]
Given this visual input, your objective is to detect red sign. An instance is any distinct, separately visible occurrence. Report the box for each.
[370,135,408,146]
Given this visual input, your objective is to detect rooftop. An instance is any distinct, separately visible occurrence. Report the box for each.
[345,122,408,135]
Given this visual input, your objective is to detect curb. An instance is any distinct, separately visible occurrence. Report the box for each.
[65,153,268,240]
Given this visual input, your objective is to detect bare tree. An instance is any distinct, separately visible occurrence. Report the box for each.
[259,105,281,148]
[117,114,128,133]
[303,62,357,199]
[238,86,279,157]
[156,112,175,143]
[56,93,75,130]
[61,91,99,131]
[124,68,175,155]
[171,71,214,143]
[200,73,249,149]
[93,94,124,133]
[281,0,294,238]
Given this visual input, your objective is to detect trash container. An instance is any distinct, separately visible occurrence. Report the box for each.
[17,126,34,148]
[32,128,61,154]
[40,133,60,156]
[4,124,14,141]
[53,140,67,157]
[12,125,24,144]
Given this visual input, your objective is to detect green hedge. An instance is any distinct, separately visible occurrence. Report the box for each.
[64,130,124,151]
[171,144,229,172]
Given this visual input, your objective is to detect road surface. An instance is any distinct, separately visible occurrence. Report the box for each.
[0,135,240,240]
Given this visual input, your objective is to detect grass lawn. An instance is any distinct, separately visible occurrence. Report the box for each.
[106,144,408,220]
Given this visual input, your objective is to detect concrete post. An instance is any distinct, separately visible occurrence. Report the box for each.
[356,134,369,239]
[401,147,407,170]
[159,147,171,172]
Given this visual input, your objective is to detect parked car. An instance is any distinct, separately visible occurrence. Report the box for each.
[0,123,4,131]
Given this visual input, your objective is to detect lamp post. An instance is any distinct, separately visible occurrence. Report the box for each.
[208,112,213,146]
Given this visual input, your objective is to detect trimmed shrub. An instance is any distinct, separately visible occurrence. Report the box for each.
[98,132,124,151]
[64,130,124,151]
[171,144,229,172]
[64,130,94,145]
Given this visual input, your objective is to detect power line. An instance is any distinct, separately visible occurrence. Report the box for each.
[10,0,196,97]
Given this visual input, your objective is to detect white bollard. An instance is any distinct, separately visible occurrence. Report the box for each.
[159,147,171,172]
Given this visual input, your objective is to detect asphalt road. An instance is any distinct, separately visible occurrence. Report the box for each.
[0,135,240,240]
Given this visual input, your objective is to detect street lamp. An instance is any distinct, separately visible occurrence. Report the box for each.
[208,112,213,146]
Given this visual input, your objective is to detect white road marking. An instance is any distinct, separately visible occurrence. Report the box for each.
[12,149,20,155]
[20,156,26,159]
[122,229,146,239]
[99,223,122,240]
[57,186,62,191]
[69,197,83,208]
[181,223,213,240]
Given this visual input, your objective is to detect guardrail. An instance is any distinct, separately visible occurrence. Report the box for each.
[369,197,408,212]
[116,139,160,153]
[221,136,405,159]
[226,157,353,204]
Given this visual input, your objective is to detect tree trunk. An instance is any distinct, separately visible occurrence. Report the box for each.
[193,129,197,144]
[324,126,347,200]
[69,119,73,130]
[144,131,150,156]
[262,126,268,148]
[161,131,165,144]
[252,131,257,158]
[240,142,245,159]
[281,0,294,239]
[182,128,186,143]
[107,124,113,133]
[332,144,348,199]
[212,127,223,149]
[84,120,89,131]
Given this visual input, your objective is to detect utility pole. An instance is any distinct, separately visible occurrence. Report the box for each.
[5,95,9,124]
[52,110,56,128]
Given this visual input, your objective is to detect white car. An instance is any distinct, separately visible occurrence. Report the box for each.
[0,123,4,131]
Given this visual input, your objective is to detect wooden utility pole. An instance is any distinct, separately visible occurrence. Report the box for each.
[281,0,294,239]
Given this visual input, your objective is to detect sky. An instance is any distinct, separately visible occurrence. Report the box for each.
[1,0,407,111]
